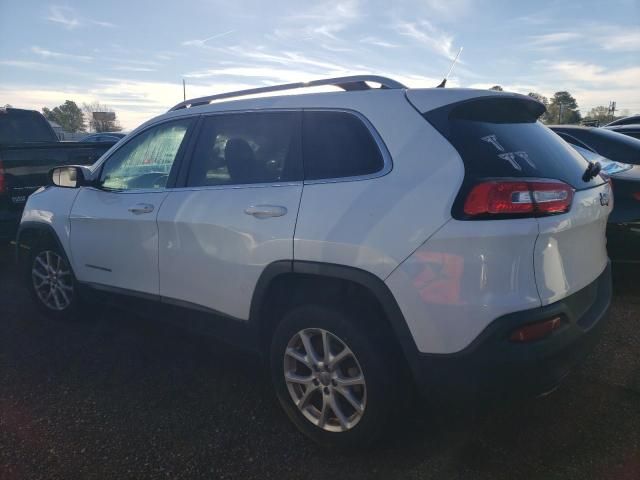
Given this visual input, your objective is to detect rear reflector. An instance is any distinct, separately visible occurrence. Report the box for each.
[509,317,563,343]
[464,179,574,217]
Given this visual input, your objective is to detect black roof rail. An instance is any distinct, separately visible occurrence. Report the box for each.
[168,75,407,111]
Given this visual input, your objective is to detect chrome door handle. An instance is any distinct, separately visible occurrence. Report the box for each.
[244,205,287,219]
[128,203,155,215]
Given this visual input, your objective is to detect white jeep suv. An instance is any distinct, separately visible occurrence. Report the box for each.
[17,76,612,447]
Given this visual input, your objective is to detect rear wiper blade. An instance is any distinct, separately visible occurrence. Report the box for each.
[583,161,602,182]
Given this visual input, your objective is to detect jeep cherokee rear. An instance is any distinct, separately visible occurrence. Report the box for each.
[16,76,612,448]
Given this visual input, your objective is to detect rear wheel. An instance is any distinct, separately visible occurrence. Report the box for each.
[270,304,399,448]
[25,241,83,320]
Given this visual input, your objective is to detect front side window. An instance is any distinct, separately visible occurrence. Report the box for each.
[99,118,192,190]
[187,111,301,187]
[302,111,384,181]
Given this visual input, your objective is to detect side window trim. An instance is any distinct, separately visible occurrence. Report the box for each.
[92,115,198,192]
[174,109,303,190]
[301,108,392,185]
[174,114,204,188]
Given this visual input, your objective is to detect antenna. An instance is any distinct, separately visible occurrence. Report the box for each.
[436,47,463,88]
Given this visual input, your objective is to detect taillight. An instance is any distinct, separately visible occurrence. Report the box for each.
[633,192,640,201]
[464,179,574,218]
[0,160,6,194]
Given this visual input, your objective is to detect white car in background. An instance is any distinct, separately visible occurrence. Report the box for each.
[16,76,612,448]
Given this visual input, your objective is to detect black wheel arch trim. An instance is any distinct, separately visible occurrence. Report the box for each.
[15,221,68,266]
[250,260,423,378]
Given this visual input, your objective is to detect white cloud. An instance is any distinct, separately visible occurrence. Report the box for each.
[271,0,360,42]
[0,59,88,76]
[90,19,116,28]
[182,30,235,47]
[360,36,399,48]
[220,48,352,73]
[525,25,640,52]
[419,0,472,20]
[47,6,79,29]
[183,66,318,82]
[112,66,156,72]
[46,5,115,30]
[285,0,360,22]
[471,61,640,115]
[527,32,582,48]
[543,61,640,89]
[31,46,92,62]
[395,20,457,59]
[600,30,640,51]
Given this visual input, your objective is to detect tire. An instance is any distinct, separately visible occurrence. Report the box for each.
[24,238,84,321]
[270,304,400,449]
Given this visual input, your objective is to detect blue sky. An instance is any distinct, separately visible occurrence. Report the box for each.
[1,0,638,129]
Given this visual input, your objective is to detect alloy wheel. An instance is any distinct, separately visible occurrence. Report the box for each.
[31,250,74,311]
[284,328,366,432]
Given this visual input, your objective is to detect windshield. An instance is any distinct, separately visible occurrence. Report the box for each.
[570,144,632,175]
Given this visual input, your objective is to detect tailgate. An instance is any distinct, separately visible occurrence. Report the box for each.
[534,181,612,305]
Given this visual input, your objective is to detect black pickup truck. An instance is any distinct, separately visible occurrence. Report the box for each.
[0,107,118,241]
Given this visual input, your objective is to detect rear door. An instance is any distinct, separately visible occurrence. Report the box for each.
[69,118,193,295]
[157,111,303,320]
[413,93,611,304]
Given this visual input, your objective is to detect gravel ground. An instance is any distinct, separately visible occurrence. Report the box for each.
[1,244,639,480]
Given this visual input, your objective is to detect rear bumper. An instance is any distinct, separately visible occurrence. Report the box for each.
[412,261,612,402]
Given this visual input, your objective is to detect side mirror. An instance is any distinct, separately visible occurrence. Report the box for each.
[48,166,89,188]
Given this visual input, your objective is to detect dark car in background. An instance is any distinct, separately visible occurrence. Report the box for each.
[604,124,640,141]
[81,132,127,142]
[605,115,640,127]
[0,107,117,242]
[552,126,640,263]
[551,125,640,165]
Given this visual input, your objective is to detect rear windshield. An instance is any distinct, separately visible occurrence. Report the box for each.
[557,128,640,164]
[424,97,603,190]
[0,109,56,144]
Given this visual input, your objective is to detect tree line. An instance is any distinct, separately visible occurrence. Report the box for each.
[489,86,629,125]
[37,92,631,133]
[41,100,123,133]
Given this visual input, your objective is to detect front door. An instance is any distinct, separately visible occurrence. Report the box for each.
[69,118,194,295]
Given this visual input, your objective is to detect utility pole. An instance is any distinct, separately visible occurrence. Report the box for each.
[558,103,565,123]
[608,101,616,121]
[183,79,186,102]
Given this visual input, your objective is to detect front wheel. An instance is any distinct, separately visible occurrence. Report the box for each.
[270,304,400,448]
[26,243,83,320]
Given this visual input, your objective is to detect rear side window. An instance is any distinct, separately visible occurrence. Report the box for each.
[187,111,302,186]
[424,97,601,191]
[302,111,384,181]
